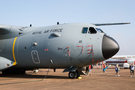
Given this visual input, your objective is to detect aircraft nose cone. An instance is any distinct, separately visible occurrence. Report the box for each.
[102,35,119,59]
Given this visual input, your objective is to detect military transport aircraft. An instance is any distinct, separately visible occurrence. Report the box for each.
[0,22,129,79]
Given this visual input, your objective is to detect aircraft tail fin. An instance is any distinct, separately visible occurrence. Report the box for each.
[93,22,130,26]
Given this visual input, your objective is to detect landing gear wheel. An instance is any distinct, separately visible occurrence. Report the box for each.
[68,72,77,79]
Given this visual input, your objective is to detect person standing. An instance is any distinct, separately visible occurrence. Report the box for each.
[115,64,120,76]
[130,63,134,77]
[102,63,108,75]
[88,65,93,76]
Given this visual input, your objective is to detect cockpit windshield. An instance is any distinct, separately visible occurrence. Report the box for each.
[96,28,104,33]
[82,27,104,34]
[88,27,97,34]
[82,27,97,34]
[82,27,88,34]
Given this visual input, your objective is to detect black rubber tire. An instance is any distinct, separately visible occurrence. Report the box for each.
[68,72,77,79]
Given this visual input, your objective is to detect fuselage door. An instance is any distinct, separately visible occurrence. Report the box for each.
[31,50,40,64]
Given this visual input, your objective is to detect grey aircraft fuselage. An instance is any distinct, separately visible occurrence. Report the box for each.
[0,23,120,78]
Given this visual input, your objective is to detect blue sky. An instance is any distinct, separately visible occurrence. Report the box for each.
[0,0,135,55]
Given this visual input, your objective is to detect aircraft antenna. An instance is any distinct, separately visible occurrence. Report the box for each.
[57,22,59,25]
[30,24,32,27]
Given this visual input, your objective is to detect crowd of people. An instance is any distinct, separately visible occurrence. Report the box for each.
[87,63,134,77]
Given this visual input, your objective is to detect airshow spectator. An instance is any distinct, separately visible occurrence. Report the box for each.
[130,63,134,77]
[115,64,120,76]
[102,63,108,75]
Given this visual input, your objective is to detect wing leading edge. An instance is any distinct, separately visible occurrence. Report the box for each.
[93,22,130,26]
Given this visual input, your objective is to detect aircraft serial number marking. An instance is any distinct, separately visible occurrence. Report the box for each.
[32,28,63,35]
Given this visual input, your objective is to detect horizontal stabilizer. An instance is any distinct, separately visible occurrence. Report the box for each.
[0,57,16,71]
[94,22,130,26]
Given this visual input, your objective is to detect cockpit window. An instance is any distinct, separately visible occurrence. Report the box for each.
[82,27,88,34]
[88,27,97,34]
[96,28,104,33]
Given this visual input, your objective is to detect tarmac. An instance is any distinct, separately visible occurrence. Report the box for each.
[0,66,135,90]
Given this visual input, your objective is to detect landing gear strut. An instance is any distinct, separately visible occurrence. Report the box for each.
[68,70,80,79]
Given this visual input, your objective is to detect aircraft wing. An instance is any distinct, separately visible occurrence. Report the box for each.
[111,56,127,59]
[111,55,135,60]
[93,22,130,26]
